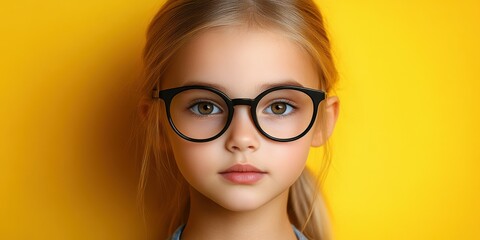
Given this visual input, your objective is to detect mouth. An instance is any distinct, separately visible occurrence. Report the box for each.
[219,164,267,184]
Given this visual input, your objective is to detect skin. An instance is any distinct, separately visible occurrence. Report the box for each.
[159,25,339,240]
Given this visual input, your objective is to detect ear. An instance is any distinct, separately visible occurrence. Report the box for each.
[311,96,340,147]
[138,97,173,152]
[138,97,152,121]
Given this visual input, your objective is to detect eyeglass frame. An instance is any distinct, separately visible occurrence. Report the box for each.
[152,85,326,143]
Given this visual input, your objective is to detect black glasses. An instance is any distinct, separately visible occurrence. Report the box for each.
[152,85,326,142]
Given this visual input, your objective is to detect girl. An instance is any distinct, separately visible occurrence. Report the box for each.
[136,0,339,239]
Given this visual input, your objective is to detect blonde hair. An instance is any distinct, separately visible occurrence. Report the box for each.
[134,1,338,239]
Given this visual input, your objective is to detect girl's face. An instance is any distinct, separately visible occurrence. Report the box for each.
[161,25,323,211]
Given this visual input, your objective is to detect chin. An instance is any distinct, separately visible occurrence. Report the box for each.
[211,188,287,212]
[214,195,268,212]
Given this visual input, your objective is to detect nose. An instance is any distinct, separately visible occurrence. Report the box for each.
[224,106,260,152]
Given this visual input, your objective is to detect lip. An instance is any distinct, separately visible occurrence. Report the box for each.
[219,164,267,184]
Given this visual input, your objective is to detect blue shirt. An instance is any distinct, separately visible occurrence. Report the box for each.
[170,224,308,240]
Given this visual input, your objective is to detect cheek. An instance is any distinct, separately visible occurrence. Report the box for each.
[168,135,222,184]
[263,138,311,183]
[273,135,311,160]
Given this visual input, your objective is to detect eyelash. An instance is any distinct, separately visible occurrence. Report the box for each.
[262,99,297,116]
[187,98,298,116]
[188,100,224,116]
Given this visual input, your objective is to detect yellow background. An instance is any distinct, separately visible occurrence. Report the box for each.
[1,0,479,239]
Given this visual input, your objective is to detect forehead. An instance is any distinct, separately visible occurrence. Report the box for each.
[162,25,319,97]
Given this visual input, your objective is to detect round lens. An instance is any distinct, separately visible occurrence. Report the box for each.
[256,89,314,139]
[170,89,229,140]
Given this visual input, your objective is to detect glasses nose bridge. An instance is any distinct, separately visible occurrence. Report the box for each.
[231,98,254,107]
[230,98,256,121]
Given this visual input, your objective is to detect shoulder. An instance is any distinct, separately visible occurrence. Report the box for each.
[292,225,309,240]
[170,224,308,240]
[170,225,185,240]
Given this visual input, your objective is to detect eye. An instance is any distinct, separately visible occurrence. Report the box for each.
[264,101,295,115]
[190,101,223,115]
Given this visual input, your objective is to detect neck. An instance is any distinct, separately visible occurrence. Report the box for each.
[180,186,297,240]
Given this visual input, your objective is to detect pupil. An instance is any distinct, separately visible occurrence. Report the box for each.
[199,103,213,114]
[272,103,286,114]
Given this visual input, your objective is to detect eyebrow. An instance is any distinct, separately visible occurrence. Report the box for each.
[179,80,228,93]
[258,79,304,90]
[179,78,305,94]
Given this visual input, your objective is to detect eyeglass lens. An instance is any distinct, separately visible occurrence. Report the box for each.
[169,88,314,140]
